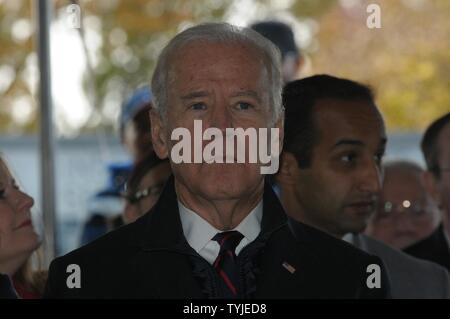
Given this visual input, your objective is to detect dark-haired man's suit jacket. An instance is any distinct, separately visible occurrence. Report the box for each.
[346,233,450,298]
[404,224,450,272]
[44,178,390,298]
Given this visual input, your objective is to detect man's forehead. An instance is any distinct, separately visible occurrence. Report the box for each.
[314,98,386,144]
[384,169,423,188]
[168,42,269,94]
[171,40,263,66]
[383,177,426,203]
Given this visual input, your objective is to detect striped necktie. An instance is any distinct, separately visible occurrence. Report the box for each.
[212,231,244,298]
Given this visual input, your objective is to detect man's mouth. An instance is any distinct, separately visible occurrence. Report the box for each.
[347,201,377,214]
[203,154,238,163]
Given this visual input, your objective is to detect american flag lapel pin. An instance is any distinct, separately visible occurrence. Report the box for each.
[282,261,296,274]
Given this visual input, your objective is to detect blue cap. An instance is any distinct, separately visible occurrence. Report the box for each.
[120,86,152,131]
[101,162,133,196]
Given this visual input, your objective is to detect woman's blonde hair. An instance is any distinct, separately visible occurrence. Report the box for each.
[13,249,47,296]
[0,153,47,296]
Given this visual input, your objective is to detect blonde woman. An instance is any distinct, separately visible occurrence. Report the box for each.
[0,155,44,298]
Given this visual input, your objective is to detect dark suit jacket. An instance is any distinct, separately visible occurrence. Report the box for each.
[0,274,17,299]
[44,177,389,298]
[404,224,450,272]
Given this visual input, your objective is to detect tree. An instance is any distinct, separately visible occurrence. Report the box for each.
[311,0,450,131]
[1,0,448,134]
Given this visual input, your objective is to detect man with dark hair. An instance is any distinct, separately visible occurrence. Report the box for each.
[276,75,450,298]
[250,20,303,83]
[404,113,450,271]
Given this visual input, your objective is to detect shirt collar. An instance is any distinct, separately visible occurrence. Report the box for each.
[342,233,354,244]
[179,200,263,254]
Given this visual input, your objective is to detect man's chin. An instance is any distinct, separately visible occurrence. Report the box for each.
[197,180,259,201]
[173,163,264,200]
[339,217,370,236]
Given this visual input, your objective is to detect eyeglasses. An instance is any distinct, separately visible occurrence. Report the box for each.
[124,182,165,204]
[377,200,431,219]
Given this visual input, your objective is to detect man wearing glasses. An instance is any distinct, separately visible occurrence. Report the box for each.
[365,161,441,250]
[405,113,450,272]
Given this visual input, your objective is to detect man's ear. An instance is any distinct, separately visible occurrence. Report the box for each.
[423,170,442,207]
[149,108,169,159]
[276,152,298,186]
[295,55,305,76]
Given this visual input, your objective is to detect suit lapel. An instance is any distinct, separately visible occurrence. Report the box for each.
[131,176,206,298]
[255,232,320,298]
[251,183,323,298]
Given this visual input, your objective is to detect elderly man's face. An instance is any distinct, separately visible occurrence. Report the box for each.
[365,168,440,249]
[152,41,279,201]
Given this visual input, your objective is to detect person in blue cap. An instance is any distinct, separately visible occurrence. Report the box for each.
[79,88,154,247]
[120,86,154,163]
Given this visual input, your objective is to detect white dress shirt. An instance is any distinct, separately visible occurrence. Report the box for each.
[179,200,263,265]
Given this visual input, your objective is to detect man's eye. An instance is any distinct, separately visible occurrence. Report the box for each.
[190,103,207,111]
[341,153,357,163]
[235,102,252,110]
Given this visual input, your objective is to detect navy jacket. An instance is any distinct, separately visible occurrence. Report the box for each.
[44,177,390,298]
[0,274,18,299]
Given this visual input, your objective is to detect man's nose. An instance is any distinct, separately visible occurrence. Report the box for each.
[210,104,232,131]
[359,160,382,194]
[394,211,416,233]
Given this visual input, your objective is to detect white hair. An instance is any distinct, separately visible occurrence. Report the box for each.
[151,22,283,123]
